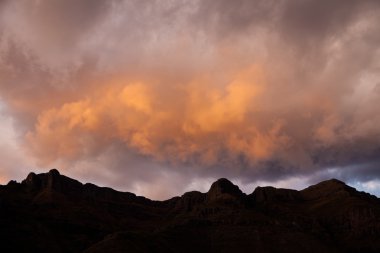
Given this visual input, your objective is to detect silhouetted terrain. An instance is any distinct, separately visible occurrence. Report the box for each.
[1,169,380,252]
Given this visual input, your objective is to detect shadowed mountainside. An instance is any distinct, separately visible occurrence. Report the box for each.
[1,169,380,252]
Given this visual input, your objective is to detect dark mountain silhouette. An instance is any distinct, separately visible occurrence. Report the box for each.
[1,169,380,252]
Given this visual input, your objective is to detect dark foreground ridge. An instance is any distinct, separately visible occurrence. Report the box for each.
[1,170,380,253]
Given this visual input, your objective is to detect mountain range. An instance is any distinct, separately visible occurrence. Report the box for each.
[1,169,380,252]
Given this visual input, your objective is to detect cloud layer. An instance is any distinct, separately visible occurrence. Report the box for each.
[0,0,380,199]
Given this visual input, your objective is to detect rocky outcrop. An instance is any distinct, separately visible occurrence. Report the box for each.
[21,169,83,194]
[206,178,244,201]
[1,170,380,253]
[251,186,301,203]
[174,191,205,212]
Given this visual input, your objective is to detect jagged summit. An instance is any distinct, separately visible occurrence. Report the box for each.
[23,172,41,188]
[21,168,82,194]
[207,178,244,201]
[13,170,369,202]
[23,169,60,185]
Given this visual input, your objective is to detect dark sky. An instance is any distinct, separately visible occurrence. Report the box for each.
[0,0,380,199]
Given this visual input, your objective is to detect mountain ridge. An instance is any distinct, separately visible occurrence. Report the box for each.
[6,169,377,201]
[1,169,380,253]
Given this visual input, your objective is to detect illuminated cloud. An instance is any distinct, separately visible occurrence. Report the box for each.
[26,66,266,165]
[0,0,380,199]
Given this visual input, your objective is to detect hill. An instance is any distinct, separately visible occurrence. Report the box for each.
[1,169,380,252]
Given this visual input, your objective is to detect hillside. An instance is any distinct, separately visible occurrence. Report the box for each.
[1,169,380,252]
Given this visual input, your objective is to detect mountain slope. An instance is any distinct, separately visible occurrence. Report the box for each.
[1,169,380,252]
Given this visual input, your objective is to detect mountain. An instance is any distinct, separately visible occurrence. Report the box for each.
[1,169,380,253]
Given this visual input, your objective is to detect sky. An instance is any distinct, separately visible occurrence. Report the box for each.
[0,0,380,200]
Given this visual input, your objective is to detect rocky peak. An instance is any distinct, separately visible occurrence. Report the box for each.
[206,178,244,201]
[21,169,82,194]
[22,172,42,190]
[45,169,61,190]
[301,178,354,200]
[48,168,60,176]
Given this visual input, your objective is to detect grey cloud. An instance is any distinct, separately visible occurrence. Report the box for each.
[0,0,380,199]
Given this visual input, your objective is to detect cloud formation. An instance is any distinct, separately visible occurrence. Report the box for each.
[0,0,380,199]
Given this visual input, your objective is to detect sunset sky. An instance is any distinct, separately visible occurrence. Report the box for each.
[0,0,380,199]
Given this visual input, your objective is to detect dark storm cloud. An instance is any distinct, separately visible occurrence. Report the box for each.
[0,0,380,199]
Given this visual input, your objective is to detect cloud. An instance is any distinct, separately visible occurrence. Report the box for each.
[0,101,35,184]
[0,0,380,199]
[25,66,266,166]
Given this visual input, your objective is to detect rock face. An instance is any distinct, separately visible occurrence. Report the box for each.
[1,170,380,253]
[251,186,301,203]
[22,169,82,193]
[174,191,205,212]
[206,178,244,201]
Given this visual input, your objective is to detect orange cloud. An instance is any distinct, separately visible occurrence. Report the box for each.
[119,83,153,114]
[183,66,262,133]
[26,65,281,167]
[227,120,290,161]
[26,99,99,163]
